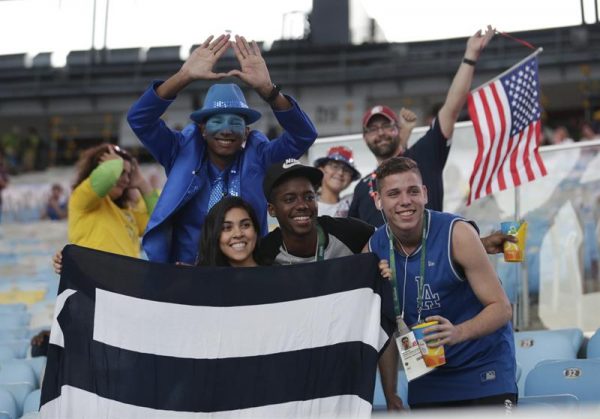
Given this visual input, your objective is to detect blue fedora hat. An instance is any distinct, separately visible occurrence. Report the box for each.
[190,84,261,124]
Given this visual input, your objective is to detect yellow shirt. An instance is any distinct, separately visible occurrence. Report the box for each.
[68,179,149,258]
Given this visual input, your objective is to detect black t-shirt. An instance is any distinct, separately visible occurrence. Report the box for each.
[258,216,375,266]
[348,117,450,227]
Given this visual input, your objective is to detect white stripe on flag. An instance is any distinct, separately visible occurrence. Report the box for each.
[514,125,531,186]
[529,120,544,179]
[470,90,491,202]
[93,288,385,359]
[487,81,512,195]
[40,385,373,419]
[478,82,503,197]
[49,289,77,348]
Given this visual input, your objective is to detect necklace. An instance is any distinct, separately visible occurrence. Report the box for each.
[281,224,326,264]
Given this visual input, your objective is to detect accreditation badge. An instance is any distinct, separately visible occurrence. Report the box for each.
[394,317,434,381]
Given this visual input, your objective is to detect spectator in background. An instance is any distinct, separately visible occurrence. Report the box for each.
[1,126,21,174]
[0,148,9,223]
[580,120,600,141]
[22,127,41,172]
[313,146,360,217]
[67,144,158,258]
[551,126,574,145]
[127,34,317,265]
[349,26,495,227]
[42,183,68,221]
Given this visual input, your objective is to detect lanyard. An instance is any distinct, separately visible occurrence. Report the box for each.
[387,211,428,324]
[315,223,326,262]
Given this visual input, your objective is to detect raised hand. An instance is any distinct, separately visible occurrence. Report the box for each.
[465,25,495,60]
[181,34,231,81]
[98,145,121,164]
[228,35,272,96]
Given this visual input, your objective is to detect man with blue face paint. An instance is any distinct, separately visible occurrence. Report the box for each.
[127,34,318,264]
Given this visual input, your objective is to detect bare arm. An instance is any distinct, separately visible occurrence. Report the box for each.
[156,34,231,99]
[361,244,403,410]
[425,221,512,346]
[437,25,494,139]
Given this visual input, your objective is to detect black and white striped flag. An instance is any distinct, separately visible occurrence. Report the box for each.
[40,245,394,418]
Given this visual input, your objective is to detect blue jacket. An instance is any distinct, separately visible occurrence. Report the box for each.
[127,82,318,264]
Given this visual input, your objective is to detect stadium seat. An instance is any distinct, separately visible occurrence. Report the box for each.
[524,359,600,403]
[0,305,26,314]
[0,314,30,330]
[0,362,37,388]
[0,388,17,419]
[0,348,15,362]
[372,370,408,410]
[0,330,27,343]
[21,389,40,415]
[0,342,29,360]
[518,393,579,410]
[22,359,45,386]
[0,383,34,418]
[514,328,583,396]
[587,328,600,359]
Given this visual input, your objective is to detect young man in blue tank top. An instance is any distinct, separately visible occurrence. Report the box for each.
[367,157,517,409]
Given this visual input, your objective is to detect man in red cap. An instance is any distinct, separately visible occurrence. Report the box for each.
[349,26,495,227]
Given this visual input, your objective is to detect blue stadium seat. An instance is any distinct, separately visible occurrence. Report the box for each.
[514,328,583,396]
[21,389,40,415]
[0,383,34,418]
[0,362,37,388]
[524,359,600,403]
[0,348,15,362]
[0,313,30,330]
[0,388,17,419]
[587,328,600,359]
[372,370,408,410]
[0,342,29,359]
[22,359,45,386]
[518,393,579,410]
[0,330,27,343]
[0,305,25,314]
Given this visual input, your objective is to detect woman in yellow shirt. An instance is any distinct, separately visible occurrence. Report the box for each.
[67,144,158,258]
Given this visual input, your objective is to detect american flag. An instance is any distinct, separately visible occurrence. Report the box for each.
[467,51,547,205]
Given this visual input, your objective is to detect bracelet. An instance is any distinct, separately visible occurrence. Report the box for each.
[262,83,281,104]
[462,57,476,66]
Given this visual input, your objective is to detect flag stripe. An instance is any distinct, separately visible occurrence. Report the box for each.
[484,82,509,194]
[466,93,488,205]
[94,287,386,359]
[481,84,502,196]
[509,130,524,187]
[62,246,385,308]
[41,386,373,419]
[533,120,548,176]
[44,337,379,412]
[473,88,495,200]
[522,123,536,181]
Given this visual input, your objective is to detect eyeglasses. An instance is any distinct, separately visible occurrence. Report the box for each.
[363,122,397,135]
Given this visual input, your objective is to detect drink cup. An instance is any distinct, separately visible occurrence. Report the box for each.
[411,321,446,368]
[501,220,528,262]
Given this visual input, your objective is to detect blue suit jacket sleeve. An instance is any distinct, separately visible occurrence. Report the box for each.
[126,81,186,173]
[254,95,318,165]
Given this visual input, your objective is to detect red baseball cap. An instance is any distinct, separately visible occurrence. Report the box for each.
[362,105,399,129]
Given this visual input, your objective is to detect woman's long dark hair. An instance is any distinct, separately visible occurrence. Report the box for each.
[197,196,263,267]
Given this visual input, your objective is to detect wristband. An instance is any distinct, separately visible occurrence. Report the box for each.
[462,58,476,66]
[262,84,281,104]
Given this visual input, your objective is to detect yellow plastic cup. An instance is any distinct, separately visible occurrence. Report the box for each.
[501,220,528,262]
[411,321,446,368]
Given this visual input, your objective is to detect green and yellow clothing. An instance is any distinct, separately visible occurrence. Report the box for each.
[68,159,158,258]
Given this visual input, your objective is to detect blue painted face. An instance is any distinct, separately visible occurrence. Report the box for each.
[204,113,247,136]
